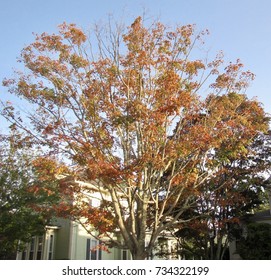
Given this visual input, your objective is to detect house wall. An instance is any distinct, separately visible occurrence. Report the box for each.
[16,179,176,260]
[69,222,122,260]
[229,240,242,260]
[50,217,128,260]
[54,218,71,260]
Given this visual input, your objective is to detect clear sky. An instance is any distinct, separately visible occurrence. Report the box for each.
[1,0,271,126]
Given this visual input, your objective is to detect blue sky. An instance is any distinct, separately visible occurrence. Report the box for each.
[1,0,271,126]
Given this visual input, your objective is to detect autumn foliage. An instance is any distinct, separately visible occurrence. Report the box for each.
[1,17,269,259]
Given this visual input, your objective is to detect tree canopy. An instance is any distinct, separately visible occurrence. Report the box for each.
[1,16,269,259]
[0,130,59,259]
[170,131,271,260]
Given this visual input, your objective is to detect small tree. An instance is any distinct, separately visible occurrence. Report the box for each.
[0,130,60,259]
[1,16,269,259]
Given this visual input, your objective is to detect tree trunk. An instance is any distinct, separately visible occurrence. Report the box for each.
[131,249,147,260]
[130,241,147,260]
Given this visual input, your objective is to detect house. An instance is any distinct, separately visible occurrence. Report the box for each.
[16,218,178,260]
[16,178,177,260]
[16,177,133,260]
[16,218,132,260]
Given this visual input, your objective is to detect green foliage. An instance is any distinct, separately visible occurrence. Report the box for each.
[0,132,59,259]
[238,223,271,260]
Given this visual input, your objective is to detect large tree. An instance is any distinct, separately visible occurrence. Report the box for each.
[1,17,269,259]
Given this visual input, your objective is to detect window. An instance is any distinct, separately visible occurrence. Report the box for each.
[86,239,102,260]
[48,234,54,260]
[18,233,55,260]
[29,237,35,260]
[89,198,100,207]
[36,236,43,260]
[121,249,130,260]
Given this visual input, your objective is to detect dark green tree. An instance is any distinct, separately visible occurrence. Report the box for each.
[238,222,271,260]
[0,130,59,259]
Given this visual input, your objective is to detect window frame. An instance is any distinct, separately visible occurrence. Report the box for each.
[86,238,102,260]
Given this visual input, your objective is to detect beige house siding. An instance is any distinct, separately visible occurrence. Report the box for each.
[16,217,131,260]
[54,218,71,260]
[16,178,180,260]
